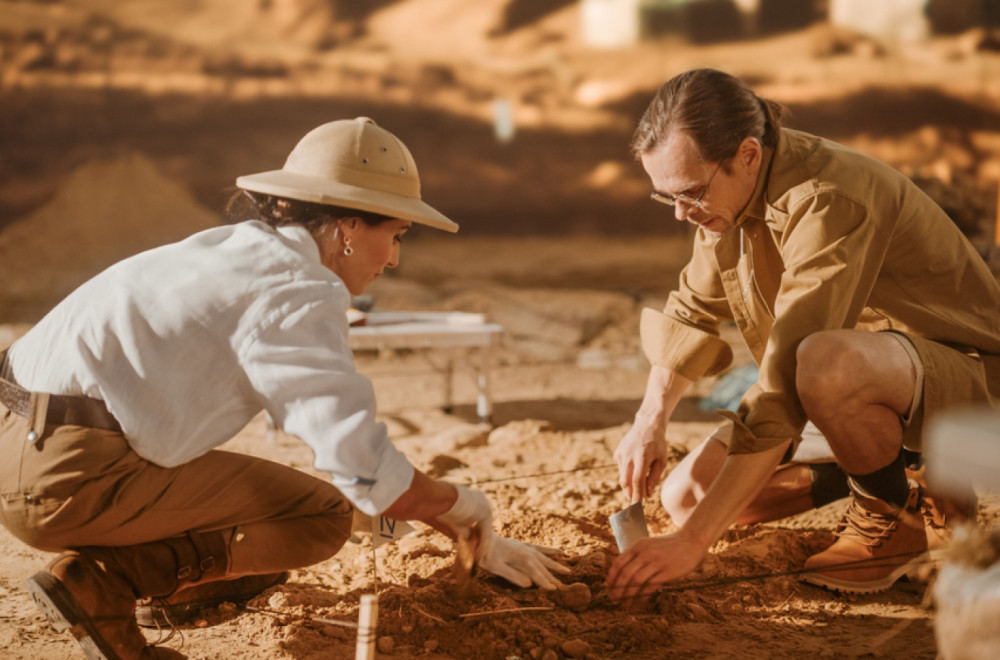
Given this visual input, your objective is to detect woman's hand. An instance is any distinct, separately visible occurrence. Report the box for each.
[436,483,492,537]
[477,535,569,589]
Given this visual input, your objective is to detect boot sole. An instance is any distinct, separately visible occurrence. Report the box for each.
[135,571,290,629]
[799,552,930,594]
[25,571,120,660]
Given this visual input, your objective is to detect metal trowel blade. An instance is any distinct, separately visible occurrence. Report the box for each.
[609,501,649,552]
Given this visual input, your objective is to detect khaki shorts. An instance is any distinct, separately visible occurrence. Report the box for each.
[712,330,997,458]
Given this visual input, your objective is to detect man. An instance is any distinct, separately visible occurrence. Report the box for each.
[606,69,1000,605]
[0,117,567,660]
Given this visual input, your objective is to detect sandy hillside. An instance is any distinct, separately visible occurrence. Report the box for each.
[1,1,1000,658]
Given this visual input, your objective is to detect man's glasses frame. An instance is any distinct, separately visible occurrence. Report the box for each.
[650,161,722,210]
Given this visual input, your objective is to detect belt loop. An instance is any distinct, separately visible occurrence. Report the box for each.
[27,391,49,444]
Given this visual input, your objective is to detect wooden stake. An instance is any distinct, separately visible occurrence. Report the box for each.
[355,594,378,660]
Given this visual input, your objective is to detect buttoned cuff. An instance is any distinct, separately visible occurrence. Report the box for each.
[640,308,733,380]
[333,447,416,517]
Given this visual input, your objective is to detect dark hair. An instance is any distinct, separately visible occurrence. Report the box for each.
[225,189,394,231]
[630,68,785,165]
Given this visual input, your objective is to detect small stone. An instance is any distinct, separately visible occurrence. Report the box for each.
[561,639,591,658]
[424,639,439,651]
[401,624,413,633]
[552,582,591,612]
[377,636,395,654]
[194,619,208,628]
[541,650,558,660]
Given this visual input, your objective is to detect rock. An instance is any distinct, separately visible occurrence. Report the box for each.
[541,650,558,660]
[561,639,591,658]
[377,635,395,654]
[552,582,591,612]
[424,639,439,651]
[688,602,708,619]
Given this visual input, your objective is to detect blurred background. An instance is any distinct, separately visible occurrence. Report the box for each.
[1,0,999,322]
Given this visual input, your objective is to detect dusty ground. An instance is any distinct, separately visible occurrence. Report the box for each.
[2,1,1000,658]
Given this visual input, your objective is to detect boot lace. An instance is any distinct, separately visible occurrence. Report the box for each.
[833,499,898,549]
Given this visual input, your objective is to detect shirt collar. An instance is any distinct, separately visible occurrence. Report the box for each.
[733,139,777,229]
[275,223,323,263]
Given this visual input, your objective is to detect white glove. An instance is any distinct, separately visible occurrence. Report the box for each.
[436,484,493,537]
[476,533,571,590]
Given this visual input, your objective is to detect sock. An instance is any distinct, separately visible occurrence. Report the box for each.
[848,447,910,509]
[809,462,850,508]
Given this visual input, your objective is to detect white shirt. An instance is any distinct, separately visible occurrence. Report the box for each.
[5,221,414,516]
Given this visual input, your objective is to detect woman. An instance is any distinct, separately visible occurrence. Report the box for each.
[0,117,567,660]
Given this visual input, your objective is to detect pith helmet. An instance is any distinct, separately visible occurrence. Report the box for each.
[236,117,458,232]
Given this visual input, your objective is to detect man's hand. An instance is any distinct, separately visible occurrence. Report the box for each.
[605,533,707,608]
[477,534,570,589]
[614,411,669,503]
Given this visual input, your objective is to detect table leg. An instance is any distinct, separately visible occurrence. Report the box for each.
[477,341,495,427]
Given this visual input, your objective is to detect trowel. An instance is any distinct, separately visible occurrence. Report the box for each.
[609,501,649,552]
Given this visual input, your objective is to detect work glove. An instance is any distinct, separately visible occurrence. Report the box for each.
[476,533,570,590]
[436,483,493,538]
[436,484,569,589]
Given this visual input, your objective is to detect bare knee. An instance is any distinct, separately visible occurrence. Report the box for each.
[659,437,726,526]
[795,330,863,421]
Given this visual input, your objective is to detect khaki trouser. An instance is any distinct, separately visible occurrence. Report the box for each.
[0,396,353,577]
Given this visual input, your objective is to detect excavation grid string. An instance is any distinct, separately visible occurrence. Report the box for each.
[461,463,618,485]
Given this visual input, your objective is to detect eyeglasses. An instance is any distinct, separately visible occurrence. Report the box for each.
[650,162,721,210]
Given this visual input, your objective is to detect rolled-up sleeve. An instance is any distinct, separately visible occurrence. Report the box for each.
[240,287,414,516]
[642,230,735,380]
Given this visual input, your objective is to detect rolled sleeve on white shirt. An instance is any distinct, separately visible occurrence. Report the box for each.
[241,291,415,516]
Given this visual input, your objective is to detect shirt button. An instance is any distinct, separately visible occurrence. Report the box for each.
[27,431,38,442]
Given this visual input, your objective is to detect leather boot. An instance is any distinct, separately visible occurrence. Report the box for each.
[25,530,230,659]
[25,551,185,660]
[800,480,928,594]
[135,572,288,628]
[905,465,978,550]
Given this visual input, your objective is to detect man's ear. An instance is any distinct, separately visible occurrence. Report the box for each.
[739,136,762,171]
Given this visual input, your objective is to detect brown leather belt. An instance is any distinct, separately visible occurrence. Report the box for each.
[0,349,122,433]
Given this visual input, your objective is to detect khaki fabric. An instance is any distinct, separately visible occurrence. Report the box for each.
[642,129,1000,454]
[0,400,353,576]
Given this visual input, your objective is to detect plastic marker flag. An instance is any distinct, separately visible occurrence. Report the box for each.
[371,515,416,548]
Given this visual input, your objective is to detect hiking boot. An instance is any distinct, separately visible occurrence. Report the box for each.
[906,465,978,550]
[25,551,184,660]
[135,572,289,628]
[25,531,231,659]
[800,481,928,594]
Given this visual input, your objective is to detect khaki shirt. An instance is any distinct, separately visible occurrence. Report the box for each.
[641,128,1000,454]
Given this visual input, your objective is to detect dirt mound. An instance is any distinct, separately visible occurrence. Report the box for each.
[0,150,219,320]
